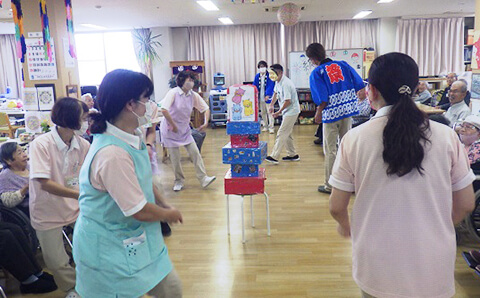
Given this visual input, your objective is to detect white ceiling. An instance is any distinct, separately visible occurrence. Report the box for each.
[0,0,476,31]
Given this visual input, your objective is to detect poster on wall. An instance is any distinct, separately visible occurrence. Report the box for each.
[471,73,480,99]
[23,87,39,110]
[472,30,480,70]
[26,38,58,80]
[25,111,52,134]
[35,84,56,110]
[226,85,258,122]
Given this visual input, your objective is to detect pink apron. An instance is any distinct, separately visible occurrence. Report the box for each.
[160,91,195,148]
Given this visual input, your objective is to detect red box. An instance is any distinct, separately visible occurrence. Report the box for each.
[230,134,259,148]
[224,168,266,195]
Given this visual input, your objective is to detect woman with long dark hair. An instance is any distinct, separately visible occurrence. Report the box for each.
[328,53,475,297]
[73,69,183,297]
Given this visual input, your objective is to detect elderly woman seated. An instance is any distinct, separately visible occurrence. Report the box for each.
[0,142,30,216]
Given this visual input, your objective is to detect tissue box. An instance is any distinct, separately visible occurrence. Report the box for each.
[230,134,259,148]
[226,121,260,135]
[222,141,267,165]
[224,168,266,195]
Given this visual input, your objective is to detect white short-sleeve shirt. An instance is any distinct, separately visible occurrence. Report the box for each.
[329,106,475,298]
[273,76,300,117]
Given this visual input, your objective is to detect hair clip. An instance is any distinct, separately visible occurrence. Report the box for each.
[398,85,412,95]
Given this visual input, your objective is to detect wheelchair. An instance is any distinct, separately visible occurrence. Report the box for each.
[0,205,38,255]
[456,167,480,245]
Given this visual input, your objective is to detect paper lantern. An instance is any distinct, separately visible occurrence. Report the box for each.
[277,3,300,26]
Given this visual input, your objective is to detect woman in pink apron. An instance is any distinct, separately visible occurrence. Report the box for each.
[161,71,216,191]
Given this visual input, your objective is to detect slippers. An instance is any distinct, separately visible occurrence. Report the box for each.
[318,185,332,194]
[462,251,478,269]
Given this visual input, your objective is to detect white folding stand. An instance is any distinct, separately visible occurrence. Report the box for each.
[226,192,270,243]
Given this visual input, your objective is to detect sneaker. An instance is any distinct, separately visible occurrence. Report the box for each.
[20,278,57,294]
[269,129,275,134]
[318,185,332,194]
[202,176,216,188]
[65,290,80,298]
[282,155,300,161]
[313,138,322,145]
[262,127,268,132]
[173,182,184,192]
[265,156,279,164]
[161,222,172,237]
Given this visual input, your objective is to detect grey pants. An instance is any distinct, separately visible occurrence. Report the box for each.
[148,269,183,298]
[168,142,207,184]
[323,117,351,190]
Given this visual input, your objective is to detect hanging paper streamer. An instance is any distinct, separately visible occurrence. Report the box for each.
[39,0,53,62]
[0,0,3,8]
[64,0,76,59]
[11,0,26,63]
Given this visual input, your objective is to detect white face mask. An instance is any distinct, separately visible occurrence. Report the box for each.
[75,121,89,135]
[183,81,194,91]
[259,67,267,74]
[133,100,154,127]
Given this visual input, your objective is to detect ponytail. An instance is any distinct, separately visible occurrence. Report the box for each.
[382,93,430,176]
[368,52,430,177]
[89,112,107,134]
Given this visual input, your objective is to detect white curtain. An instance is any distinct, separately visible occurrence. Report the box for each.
[284,19,378,57]
[395,17,464,76]
[188,23,282,88]
[0,35,23,98]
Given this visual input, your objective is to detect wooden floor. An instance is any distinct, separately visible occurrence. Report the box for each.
[4,125,480,297]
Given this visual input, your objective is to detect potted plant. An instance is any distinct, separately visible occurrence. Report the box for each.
[132,28,162,79]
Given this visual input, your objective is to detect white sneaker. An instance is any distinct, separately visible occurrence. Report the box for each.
[262,127,268,132]
[201,176,216,188]
[65,290,80,298]
[173,182,184,192]
[269,128,275,134]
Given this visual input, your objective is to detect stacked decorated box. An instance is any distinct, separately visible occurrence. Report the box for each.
[223,85,267,195]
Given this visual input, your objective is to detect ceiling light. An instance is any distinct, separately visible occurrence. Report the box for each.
[218,17,234,25]
[80,23,107,30]
[353,10,373,19]
[377,0,394,3]
[197,1,219,11]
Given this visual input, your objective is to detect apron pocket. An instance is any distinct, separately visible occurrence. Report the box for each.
[123,230,152,275]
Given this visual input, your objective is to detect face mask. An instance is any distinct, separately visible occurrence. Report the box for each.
[259,67,267,73]
[183,81,194,91]
[75,121,89,135]
[133,100,154,127]
[459,133,479,146]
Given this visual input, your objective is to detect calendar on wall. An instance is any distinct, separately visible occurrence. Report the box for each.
[26,38,58,81]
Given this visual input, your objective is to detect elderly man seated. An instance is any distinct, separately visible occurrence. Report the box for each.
[437,72,457,110]
[412,81,432,104]
[444,80,471,127]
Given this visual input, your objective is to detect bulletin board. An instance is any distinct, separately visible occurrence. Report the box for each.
[289,48,364,89]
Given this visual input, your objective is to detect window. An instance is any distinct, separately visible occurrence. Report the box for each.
[75,31,140,86]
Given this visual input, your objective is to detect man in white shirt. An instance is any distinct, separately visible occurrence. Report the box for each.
[445,81,471,127]
[265,64,301,164]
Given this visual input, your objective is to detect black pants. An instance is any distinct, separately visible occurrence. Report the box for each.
[0,221,41,282]
[315,123,323,140]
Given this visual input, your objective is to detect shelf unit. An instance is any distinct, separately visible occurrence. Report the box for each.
[297,89,316,125]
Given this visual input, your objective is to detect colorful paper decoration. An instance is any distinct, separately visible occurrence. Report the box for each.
[226,85,259,122]
[11,0,26,63]
[0,0,3,8]
[277,2,301,26]
[64,0,76,58]
[39,0,53,62]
